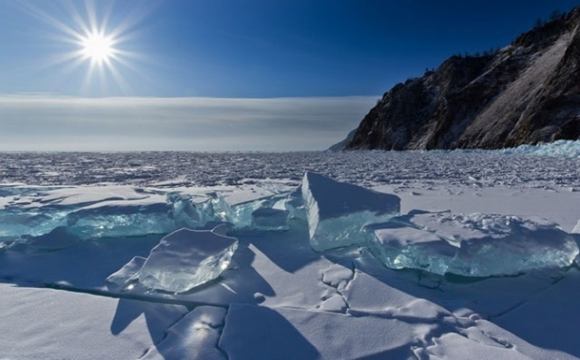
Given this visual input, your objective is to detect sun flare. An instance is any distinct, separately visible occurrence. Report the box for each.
[81,32,115,63]
[16,0,149,94]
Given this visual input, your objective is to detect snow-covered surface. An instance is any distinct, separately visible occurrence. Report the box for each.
[1,151,580,359]
[0,283,188,360]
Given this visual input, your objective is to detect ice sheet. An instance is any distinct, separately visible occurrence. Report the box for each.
[2,151,580,359]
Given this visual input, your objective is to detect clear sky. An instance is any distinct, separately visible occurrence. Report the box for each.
[0,0,577,151]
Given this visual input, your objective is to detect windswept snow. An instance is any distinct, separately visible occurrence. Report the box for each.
[0,283,188,360]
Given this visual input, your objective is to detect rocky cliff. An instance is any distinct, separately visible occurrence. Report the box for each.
[336,7,580,151]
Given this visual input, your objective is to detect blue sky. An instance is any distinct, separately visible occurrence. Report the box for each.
[0,0,577,150]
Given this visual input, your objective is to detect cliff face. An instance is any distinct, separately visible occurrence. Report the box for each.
[338,7,580,151]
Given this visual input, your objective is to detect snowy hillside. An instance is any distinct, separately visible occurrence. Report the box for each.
[339,6,580,151]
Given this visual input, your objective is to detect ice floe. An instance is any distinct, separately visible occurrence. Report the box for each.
[301,171,400,251]
[138,225,238,293]
[368,211,579,277]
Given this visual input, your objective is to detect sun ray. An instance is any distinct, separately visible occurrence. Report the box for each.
[13,0,154,96]
[107,61,131,95]
[18,1,80,39]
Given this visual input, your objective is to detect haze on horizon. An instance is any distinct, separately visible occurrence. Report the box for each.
[0,0,577,151]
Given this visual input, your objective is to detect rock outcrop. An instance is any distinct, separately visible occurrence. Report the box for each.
[336,7,580,150]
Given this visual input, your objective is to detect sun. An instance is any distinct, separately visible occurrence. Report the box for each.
[80,32,115,64]
[15,0,149,94]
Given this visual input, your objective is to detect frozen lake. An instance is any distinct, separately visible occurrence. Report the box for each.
[1,149,579,188]
[1,146,579,360]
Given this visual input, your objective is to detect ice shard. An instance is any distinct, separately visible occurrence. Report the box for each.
[106,256,146,287]
[301,172,400,251]
[203,193,233,223]
[0,209,67,241]
[66,202,175,239]
[229,193,289,230]
[65,194,209,239]
[368,211,579,277]
[167,193,205,229]
[572,219,580,234]
[138,225,238,293]
[251,208,289,231]
[284,186,307,222]
[445,213,579,277]
[368,225,457,275]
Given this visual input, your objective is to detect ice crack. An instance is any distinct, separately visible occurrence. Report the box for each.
[318,261,355,313]
[215,306,231,360]
[42,282,230,309]
[138,305,229,360]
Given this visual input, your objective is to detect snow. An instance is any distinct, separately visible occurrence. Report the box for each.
[137,226,238,293]
[220,303,418,360]
[0,283,188,360]
[1,150,580,359]
[140,306,227,360]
